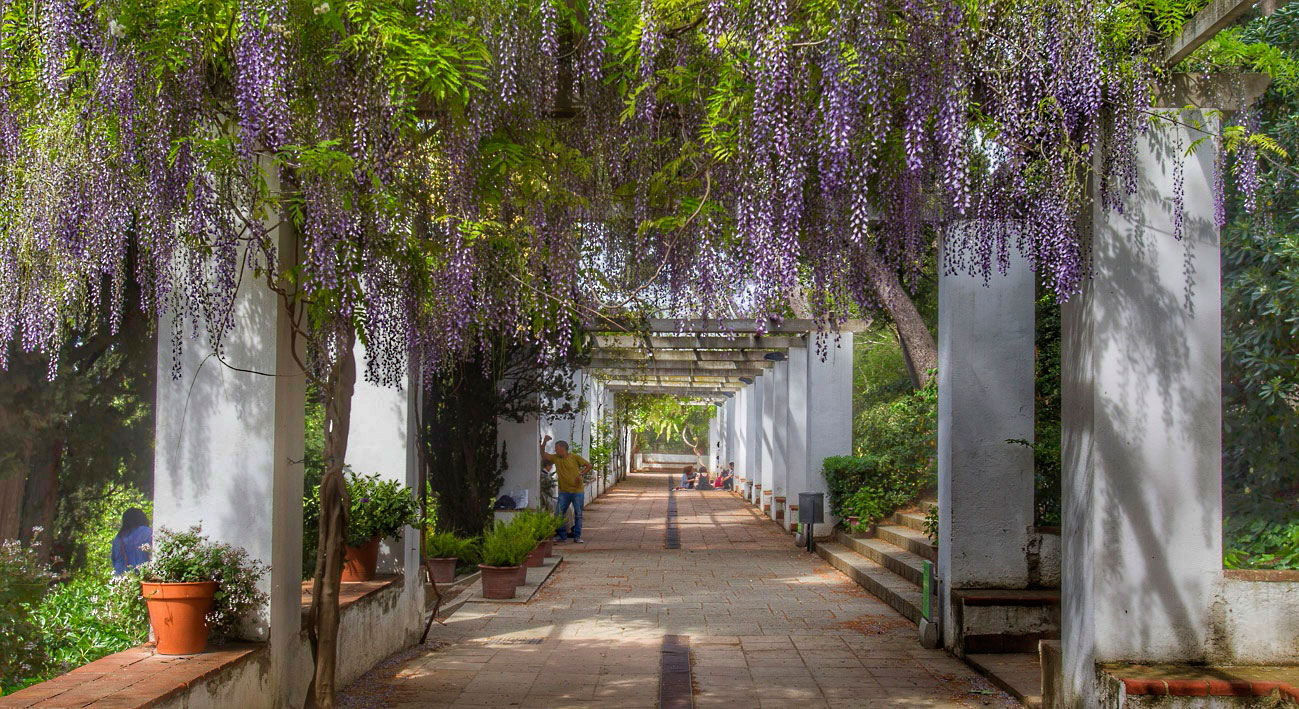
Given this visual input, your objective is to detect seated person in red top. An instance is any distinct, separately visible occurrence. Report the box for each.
[717,462,736,490]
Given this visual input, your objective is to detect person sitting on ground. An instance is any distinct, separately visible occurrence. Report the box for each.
[714,464,733,489]
[695,465,710,489]
[112,508,152,575]
[677,465,699,490]
[541,435,593,543]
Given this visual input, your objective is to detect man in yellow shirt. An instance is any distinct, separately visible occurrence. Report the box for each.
[541,435,594,543]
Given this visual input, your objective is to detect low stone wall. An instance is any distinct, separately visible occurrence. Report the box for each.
[2,576,424,709]
[1208,571,1299,665]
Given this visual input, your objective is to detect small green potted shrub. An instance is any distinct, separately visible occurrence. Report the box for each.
[512,511,562,567]
[319,472,420,582]
[127,526,267,655]
[478,523,532,599]
[424,531,477,584]
[845,488,887,536]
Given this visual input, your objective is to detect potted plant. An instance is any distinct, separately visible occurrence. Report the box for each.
[513,511,562,567]
[126,526,267,655]
[423,531,477,584]
[478,523,532,599]
[331,472,420,582]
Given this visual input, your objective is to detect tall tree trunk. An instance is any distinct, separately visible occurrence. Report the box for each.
[863,256,937,388]
[307,333,356,709]
[20,432,64,559]
[0,473,23,542]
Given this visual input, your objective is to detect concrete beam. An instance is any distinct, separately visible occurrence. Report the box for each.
[588,366,767,379]
[588,357,773,371]
[592,334,805,350]
[1164,0,1281,66]
[584,318,871,334]
[591,349,782,362]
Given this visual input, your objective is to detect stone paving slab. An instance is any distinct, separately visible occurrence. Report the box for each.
[340,473,1019,708]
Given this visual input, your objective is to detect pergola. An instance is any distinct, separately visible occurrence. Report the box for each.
[581,319,868,404]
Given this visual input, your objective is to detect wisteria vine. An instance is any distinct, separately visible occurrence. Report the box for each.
[0,0,1276,381]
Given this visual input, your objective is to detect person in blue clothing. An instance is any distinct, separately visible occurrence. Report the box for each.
[111,508,152,575]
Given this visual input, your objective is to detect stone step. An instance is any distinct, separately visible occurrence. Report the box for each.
[875,524,937,562]
[918,498,937,512]
[836,529,927,586]
[815,542,922,625]
[891,510,928,533]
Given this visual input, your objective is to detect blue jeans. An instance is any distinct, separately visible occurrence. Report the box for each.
[555,492,584,540]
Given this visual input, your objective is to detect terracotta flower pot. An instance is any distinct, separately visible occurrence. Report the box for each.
[525,544,546,568]
[515,562,529,587]
[426,557,457,584]
[342,535,382,582]
[848,516,860,530]
[540,539,554,558]
[479,564,520,599]
[141,581,218,655]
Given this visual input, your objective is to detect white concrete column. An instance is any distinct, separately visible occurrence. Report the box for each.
[748,380,765,502]
[734,387,749,495]
[770,360,790,521]
[785,346,809,531]
[760,373,776,513]
[153,224,304,701]
[345,350,422,586]
[806,333,853,534]
[497,401,542,510]
[1061,111,1223,705]
[937,244,1036,649]
[707,408,720,473]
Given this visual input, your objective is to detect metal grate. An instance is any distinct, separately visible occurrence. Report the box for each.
[475,638,545,646]
[658,634,693,708]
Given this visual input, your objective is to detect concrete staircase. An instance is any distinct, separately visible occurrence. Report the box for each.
[816,499,936,626]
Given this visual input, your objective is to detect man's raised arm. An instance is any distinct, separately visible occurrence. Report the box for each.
[540,435,554,463]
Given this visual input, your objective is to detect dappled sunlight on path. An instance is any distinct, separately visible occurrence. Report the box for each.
[340,474,1016,708]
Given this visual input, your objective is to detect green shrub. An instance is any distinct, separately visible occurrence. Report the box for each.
[29,575,149,680]
[479,523,533,567]
[0,538,56,692]
[304,471,422,568]
[842,487,889,528]
[424,532,477,561]
[510,510,564,542]
[1224,502,1299,570]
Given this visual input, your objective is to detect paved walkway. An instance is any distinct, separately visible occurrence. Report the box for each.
[340,474,1016,708]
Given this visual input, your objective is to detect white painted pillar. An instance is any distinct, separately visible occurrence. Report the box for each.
[346,350,422,584]
[806,333,853,535]
[785,346,809,531]
[937,245,1036,649]
[749,380,765,502]
[760,373,776,513]
[724,396,737,476]
[153,225,305,702]
[711,405,722,472]
[734,387,749,495]
[770,360,789,522]
[1061,111,1223,705]
[497,400,542,510]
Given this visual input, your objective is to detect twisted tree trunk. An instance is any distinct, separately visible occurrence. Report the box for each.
[863,255,937,388]
[307,332,356,709]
